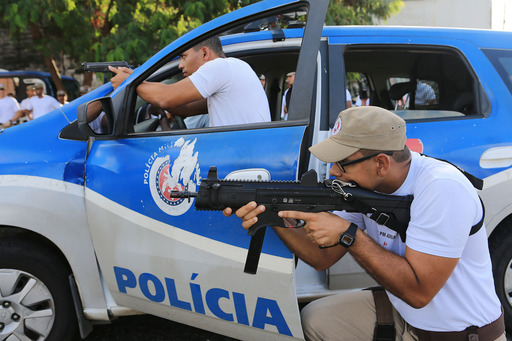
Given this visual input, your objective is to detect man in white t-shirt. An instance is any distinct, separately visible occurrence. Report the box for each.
[281,72,295,121]
[110,36,270,127]
[225,107,505,340]
[15,85,36,124]
[0,83,20,126]
[28,83,62,119]
[6,83,61,127]
[345,89,352,108]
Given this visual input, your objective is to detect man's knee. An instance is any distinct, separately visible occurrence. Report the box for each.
[300,291,378,341]
[301,299,328,340]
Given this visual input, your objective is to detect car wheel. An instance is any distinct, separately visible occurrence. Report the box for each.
[0,237,78,340]
[490,228,512,331]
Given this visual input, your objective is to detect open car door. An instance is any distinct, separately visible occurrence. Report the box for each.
[80,0,328,339]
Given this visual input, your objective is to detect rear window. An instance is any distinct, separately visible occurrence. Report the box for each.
[344,46,490,121]
[482,48,512,96]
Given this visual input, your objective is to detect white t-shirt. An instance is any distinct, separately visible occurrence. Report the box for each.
[0,96,20,124]
[189,58,270,127]
[281,88,289,121]
[20,97,32,110]
[339,152,501,331]
[345,89,352,103]
[27,95,61,119]
[354,96,370,106]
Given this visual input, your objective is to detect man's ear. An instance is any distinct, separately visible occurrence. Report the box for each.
[376,153,391,176]
[202,46,210,60]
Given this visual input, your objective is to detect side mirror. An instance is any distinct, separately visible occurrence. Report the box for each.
[77,97,114,136]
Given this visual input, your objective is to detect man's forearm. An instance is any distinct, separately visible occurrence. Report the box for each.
[136,78,204,111]
[348,229,456,308]
[165,99,207,117]
[272,226,347,272]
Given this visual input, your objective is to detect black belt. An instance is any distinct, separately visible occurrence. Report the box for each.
[412,310,505,341]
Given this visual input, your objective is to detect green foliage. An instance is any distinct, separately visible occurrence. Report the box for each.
[0,0,404,72]
[1,0,93,60]
[326,0,404,26]
[88,0,262,65]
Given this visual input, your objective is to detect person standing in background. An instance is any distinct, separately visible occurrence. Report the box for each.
[56,90,69,105]
[0,83,20,127]
[281,71,295,120]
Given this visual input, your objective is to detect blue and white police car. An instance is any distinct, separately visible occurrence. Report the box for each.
[1,0,512,339]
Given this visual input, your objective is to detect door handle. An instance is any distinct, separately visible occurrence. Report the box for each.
[480,147,512,169]
[224,169,271,181]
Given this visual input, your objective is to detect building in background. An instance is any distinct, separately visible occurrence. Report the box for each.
[381,0,511,31]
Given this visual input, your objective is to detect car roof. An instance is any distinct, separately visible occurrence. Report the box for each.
[0,70,76,81]
[322,25,512,49]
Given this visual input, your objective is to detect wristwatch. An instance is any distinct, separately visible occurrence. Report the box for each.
[339,223,358,248]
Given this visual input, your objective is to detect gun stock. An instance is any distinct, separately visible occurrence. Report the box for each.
[171,166,413,274]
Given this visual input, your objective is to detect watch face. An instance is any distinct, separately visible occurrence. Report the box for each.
[341,234,354,246]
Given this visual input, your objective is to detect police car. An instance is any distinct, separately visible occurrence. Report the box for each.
[1,0,512,339]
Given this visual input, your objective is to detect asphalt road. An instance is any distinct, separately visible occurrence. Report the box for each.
[83,315,237,341]
[83,315,512,341]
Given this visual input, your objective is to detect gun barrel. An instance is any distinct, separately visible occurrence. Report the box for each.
[82,61,133,73]
[169,191,198,199]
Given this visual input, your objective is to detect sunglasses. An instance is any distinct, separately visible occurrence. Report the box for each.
[336,151,393,173]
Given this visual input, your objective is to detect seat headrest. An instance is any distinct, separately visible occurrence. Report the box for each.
[388,81,416,100]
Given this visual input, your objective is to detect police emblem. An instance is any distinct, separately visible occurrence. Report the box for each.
[332,116,342,135]
[148,138,200,215]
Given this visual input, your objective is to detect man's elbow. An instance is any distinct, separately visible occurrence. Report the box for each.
[305,258,337,272]
[402,292,433,309]
[152,97,173,110]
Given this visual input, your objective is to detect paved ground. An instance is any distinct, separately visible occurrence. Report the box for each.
[83,314,512,341]
[83,315,237,341]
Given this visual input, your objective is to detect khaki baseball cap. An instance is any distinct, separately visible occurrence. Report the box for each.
[309,106,407,163]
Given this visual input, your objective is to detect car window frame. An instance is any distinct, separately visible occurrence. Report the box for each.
[113,0,329,137]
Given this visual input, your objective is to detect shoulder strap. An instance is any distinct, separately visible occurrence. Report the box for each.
[421,154,483,190]
[422,154,485,236]
[470,197,485,236]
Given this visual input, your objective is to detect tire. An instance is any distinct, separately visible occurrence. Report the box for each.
[490,227,512,332]
[0,237,78,340]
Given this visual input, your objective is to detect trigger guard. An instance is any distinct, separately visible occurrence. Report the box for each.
[247,224,264,236]
[283,217,305,229]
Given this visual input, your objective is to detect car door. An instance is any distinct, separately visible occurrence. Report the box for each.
[81,1,328,340]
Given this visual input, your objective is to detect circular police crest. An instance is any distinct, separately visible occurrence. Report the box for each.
[148,138,200,216]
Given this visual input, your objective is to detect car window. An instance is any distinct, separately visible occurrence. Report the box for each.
[126,7,307,135]
[131,46,301,134]
[343,45,489,121]
[482,48,512,97]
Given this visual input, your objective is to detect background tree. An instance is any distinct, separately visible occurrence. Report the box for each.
[326,0,404,25]
[0,0,403,88]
